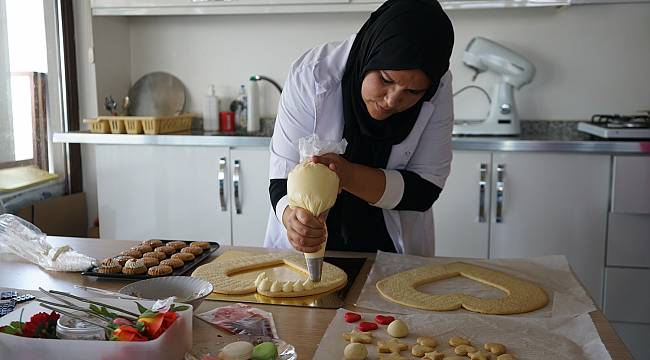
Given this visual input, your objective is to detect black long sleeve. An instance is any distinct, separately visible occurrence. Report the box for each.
[269,178,288,213]
[393,170,442,211]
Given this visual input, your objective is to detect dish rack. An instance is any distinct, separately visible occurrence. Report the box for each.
[84,114,195,135]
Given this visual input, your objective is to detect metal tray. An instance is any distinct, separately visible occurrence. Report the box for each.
[205,256,367,309]
[81,240,219,280]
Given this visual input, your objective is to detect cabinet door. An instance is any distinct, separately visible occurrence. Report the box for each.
[433,151,491,258]
[230,147,271,247]
[96,145,232,244]
[489,152,610,304]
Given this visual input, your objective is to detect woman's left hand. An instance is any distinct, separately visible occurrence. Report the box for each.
[311,154,353,192]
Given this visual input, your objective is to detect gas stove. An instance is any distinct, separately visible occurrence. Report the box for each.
[577,113,650,139]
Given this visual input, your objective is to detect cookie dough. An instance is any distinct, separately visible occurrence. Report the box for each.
[344,343,368,360]
[386,319,409,338]
[343,330,373,344]
[378,338,408,354]
[193,253,347,298]
[287,162,339,216]
[376,262,549,315]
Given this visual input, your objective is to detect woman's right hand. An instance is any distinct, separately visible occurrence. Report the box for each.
[282,207,327,253]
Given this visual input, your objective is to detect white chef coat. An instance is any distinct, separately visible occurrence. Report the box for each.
[264,34,454,257]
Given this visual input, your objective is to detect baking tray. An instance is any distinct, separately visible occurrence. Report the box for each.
[81,240,219,280]
[203,256,366,309]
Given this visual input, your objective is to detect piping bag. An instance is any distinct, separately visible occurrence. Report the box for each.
[287,134,347,281]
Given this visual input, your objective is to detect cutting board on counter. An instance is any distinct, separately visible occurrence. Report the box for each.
[195,250,366,309]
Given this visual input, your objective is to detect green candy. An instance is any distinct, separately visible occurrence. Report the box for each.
[251,342,278,360]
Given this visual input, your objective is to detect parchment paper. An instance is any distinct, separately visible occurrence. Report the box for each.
[313,309,611,360]
[356,252,596,318]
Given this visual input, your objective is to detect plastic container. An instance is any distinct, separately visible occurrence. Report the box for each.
[105,118,126,134]
[56,314,106,341]
[247,77,260,133]
[0,298,193,360]
[235,84,247,131]
[203,85,220,131]
[83,119,110,134]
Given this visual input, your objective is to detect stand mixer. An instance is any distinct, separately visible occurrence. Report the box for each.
[454,37,536,135]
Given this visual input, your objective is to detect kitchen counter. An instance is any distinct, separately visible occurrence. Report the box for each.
[0,236,634,359]
[54,121,650,154]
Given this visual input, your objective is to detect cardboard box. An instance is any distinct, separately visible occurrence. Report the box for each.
[17,192,88,237]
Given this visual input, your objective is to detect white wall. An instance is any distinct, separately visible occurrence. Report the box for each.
[77,2,650,225]
[115,3,650,122]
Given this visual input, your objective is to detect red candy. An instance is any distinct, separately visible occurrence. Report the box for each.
[357,321,378,332]
[375,315,395,325]
[344,312,361,323]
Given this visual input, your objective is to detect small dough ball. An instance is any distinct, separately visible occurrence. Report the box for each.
[219,341,254,360]
[288,162,339,216]
[344,343,368,360]
[386,319,409,338]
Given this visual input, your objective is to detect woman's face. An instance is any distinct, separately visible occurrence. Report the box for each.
[361,69,432,120]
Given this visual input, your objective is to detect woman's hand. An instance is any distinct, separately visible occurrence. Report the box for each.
[311,154,353,192]
[282,207,327,253]
[312,153,386,204]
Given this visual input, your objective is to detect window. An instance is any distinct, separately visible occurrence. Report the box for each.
[0,0,79,192]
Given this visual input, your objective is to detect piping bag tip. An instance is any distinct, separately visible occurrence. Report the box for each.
[305,257,323,282]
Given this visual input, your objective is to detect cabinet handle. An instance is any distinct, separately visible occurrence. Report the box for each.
[233,160,241,214]
[496,164,505,223]
[478,163,487,223]
[218,157,227,211]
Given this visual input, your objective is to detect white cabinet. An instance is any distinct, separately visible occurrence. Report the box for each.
[230,148,271,247]
[434,151,610,304]
[433,151,491,259]
[95,144,270,247]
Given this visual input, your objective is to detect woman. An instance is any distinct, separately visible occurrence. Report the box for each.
[265,0,455,256]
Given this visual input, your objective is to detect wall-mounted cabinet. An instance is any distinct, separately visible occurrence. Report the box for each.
[90,0,577,15]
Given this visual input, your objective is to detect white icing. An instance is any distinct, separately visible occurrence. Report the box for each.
[254,272,267,287]
[293,280,304,292]
[282,282,293,292]
[257,278,271,292]
[270,280,282,293]
[303,279,314,291]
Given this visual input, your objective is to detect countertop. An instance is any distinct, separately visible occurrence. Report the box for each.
[0,236,634,359]
[53,121,650,154]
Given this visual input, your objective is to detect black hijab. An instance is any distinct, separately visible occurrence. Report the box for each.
[327,0,454,252]
[341,0,454,168]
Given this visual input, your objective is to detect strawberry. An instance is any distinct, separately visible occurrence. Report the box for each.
[375,314,395,325]
[344,312,361,323]
[357,321,378,332]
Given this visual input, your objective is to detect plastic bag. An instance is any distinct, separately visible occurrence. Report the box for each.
[197,303,279,339]
[0,214,97,272]
[297,133,347,162]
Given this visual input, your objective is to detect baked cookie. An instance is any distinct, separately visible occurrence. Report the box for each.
[122,258,147,275]
[172,252,195,262]
[143,239,164,248]
[181,246,203,256]
[96,258,122,274]
[132,244,153,254]
[190,241,211,250]
[143,251,166,260]
[113,255,134,266]
[120,249,142,259]
[167,241,187,251]
[154,245,175,255]
[148,265,173,277]
[142,257,160,268]
[160,258,184,269]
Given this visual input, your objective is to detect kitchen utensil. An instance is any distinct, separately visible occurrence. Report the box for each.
[128,72,186,116]
[104,96,118,116]
[121,96,130,116]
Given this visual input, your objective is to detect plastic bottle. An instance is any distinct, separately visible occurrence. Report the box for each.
[235,84,247,131]
[203,85,220,131]
[247,76,260,133]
